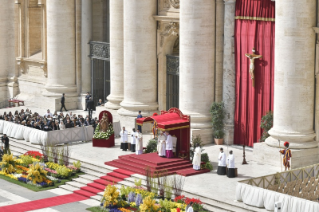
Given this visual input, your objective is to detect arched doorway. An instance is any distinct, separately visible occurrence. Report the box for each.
[166,37,179,109]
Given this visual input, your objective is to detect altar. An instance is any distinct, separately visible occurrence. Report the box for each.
[136,108,191,159]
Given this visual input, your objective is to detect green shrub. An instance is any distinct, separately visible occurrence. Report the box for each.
[205,162,213,171]
[260,111,273,142]
[210,102,225,139]
[146,139,158,153]
[201,153,209,163]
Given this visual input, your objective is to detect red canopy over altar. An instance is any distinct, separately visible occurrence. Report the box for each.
[136,108,191,159]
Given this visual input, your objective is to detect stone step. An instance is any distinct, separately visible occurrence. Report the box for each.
[91,195,101,201]
[79,174,100,181]
[73,177,93,185]
[66,181,86,188]
[59,184,79,192]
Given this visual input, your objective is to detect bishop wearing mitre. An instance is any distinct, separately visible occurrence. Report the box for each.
[120,126,128,151]
[217,148,227,175]
[157,131,166,157]
[136,129,143,155]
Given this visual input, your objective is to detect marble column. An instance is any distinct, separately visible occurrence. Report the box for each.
[105,0,124,109]
[81,0,92,107]
[4,1,16,98]
[179,0,215,144]
[266,0,317,149]
[45,0,77,96]
[118,0,158,116]
[215,0,225,102]
[222,0,236,145]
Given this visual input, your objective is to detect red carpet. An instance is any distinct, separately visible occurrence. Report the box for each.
[0,169,134,211]
[0,194,87,212]
[105,153,210,176]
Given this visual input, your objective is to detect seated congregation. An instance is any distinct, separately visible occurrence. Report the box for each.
[0,108,99,132]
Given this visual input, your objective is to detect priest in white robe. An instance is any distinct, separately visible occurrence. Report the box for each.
[157,132,166,157]
[120,127,128,151]
[192,147,201,170]
[130,128,136,152]
[136,129,143,155]
[227,150,236,178]
[165,131,174,158]
[227,150,235,168]
[217,148,227,175]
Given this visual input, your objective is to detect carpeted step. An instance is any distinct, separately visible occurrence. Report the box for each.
[114,169,135,176]
[81,186,103,194]
[101,175,123,183]
[94,179,114,186]
[176,168,211,176]
[74,190,96,198]
[87,182,106,191]
[128,153,185,166]
[107,172,130,180]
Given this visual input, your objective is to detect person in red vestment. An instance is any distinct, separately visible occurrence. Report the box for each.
[279,141,292,171]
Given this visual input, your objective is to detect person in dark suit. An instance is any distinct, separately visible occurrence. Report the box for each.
[60,93,67,112]
[87,97,94,120]
[2,134,10,155]
[84,117,90,126]
[97,99,104,106]
[65,119,74,128]
[84,92,91,111]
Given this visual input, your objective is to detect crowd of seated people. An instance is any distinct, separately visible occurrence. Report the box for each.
[0,108,99,131]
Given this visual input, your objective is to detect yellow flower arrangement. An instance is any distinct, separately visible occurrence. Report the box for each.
[101,184,120,207]
[130,202,136,207]
[0,171,17,180]
[27,163,48,184]
[139,196,159,212]
[0,154,16,174]
[174,203,186,210]
[46,162,60,170]
[16,165,29,172]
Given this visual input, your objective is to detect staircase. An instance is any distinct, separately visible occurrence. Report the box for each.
[105,153,210,177]
[8,137,259,212]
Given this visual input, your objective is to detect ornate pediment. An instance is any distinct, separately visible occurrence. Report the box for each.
[169,0,180,9]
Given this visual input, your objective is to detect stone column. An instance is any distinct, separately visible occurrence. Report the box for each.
[215,0,225,102]
[266,0,317,149]
[80,0,92,108]
[45,0,77,96]
[5,1,17,99]
[222,0,236,145]
[105,0,124,109]
[118,0,158,116]
[179,0,215,144]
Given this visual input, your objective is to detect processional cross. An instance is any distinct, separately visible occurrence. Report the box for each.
[245,48,262,87]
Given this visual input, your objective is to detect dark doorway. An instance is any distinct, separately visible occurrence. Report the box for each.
[166,55,179,109]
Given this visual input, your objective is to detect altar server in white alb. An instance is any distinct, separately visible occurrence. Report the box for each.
[217,148,227,175]
[165,131,174,158]
[135,129,143,155]
[227,150,236,178]
[227,150,235,168]
[192,147,201,170]
[120,127,128,151]
[157,131,166,157]
[130,128,136,152]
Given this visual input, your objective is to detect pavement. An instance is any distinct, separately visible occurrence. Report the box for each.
[0,106,283,211]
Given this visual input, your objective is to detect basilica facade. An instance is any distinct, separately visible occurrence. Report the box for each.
[1,0,319,168]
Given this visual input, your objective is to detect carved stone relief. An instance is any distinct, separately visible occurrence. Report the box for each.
[160,22,179,47]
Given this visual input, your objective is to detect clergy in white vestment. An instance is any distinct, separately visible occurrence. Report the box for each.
[217,148,227,175]
[192,147,201,170]
[227,150,235,168]
[130,128,136,152]
[120,127,128,151]
[136,129,143,155]
[59,119,65,130]
[165,131,174,158]
[227,150,236,178]
[186,202,194,212]
[157,132,166,157]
